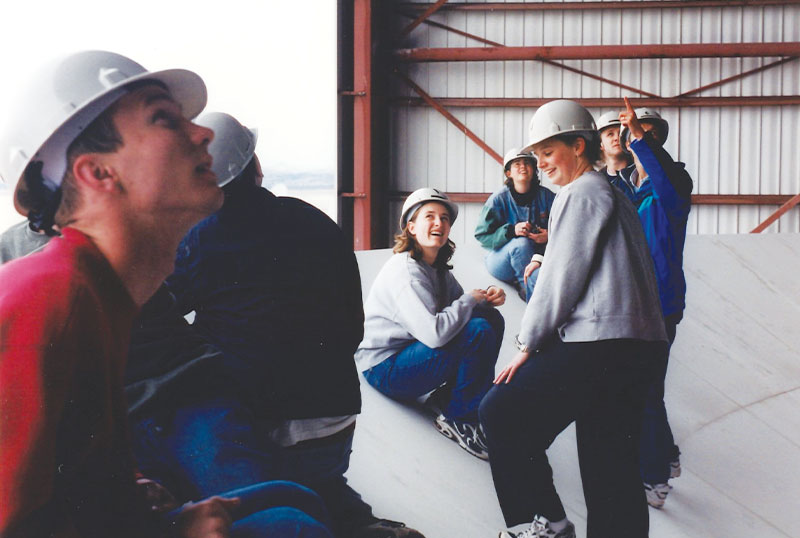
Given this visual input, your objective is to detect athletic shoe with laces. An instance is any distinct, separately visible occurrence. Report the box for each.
[434,414,489,460]
[644,482,671,509]
[354,518,426,538]
[498,515,576,538]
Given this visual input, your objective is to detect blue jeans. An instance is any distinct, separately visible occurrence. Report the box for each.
[485,237,539,294]
[640,314,682,483]
[479,338,666,537]
[131,397,374,538]
[363,310,504,422]
[164,481,332,538]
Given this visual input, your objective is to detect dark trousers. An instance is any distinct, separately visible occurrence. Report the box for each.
[479,338,667,538]
[640,314,682,483]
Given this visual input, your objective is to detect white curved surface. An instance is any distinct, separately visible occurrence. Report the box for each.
[347,234,800,538]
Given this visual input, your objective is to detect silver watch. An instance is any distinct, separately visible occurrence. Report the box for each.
[514,335,531,353]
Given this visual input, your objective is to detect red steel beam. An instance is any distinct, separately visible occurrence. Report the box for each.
[391,96,800,107]
[751,193,800,233]
[397,12,660,98]
[352,0,373,251]
[395,43,800,62]
[397,1,799,12]
[678,56,797,97]
[389,191,797,206]
[395,71,503,164]
[399,0,449,38]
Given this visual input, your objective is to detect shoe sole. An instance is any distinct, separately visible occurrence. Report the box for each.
[434,419,489,460]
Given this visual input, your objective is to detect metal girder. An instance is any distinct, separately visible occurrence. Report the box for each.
[352,0,373,250]
[396,43,800,62]
[678,57,797,97]
[396,1,799,12]
[396,12,661,98]
[391,96,800,107]
[751,194,800,232]
[399,0,449,38]
[395,71,503,165]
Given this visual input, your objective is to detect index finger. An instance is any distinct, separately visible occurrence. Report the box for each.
[624,96,634,114]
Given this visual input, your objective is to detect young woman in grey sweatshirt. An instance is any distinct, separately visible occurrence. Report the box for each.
[479,100,668,538]
[356,188,505,460]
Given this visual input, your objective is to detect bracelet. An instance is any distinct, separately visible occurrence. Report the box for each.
[514,335,531,353]
[530,254,544,265]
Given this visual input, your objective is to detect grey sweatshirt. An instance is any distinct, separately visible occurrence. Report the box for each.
[518,170,667,351]
[356,252,480,372]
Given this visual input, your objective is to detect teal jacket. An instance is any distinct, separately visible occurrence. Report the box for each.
[474,184,556,251]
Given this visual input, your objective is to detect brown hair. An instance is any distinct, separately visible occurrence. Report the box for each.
[553,133,601,165]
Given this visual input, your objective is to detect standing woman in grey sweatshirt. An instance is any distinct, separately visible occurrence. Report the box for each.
[479,101,668,538]
[356,188,505,460]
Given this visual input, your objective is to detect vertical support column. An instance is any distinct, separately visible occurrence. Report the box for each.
[352,0,372,251]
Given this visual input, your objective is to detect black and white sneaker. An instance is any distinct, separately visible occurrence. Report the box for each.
[498,515,576,538]
[434,414,489,460]
[644,481,671,509]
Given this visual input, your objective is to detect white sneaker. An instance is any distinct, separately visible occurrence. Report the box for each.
[644,482,671,509]
[498,515,576,538]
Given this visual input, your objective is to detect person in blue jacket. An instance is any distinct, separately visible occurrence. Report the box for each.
[615,97,693,509]
[474,149,556,301]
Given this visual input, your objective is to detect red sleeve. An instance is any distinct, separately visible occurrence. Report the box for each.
[0,276,79,535]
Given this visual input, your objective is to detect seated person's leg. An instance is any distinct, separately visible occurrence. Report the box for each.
[131,394,278,500]
[524,266,541,302]
[440,316,501,422]
[231,507,332,538]
[280,428,377,537]
[485,237,537,297]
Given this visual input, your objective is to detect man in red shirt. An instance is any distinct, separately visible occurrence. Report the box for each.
[0,51,330,538]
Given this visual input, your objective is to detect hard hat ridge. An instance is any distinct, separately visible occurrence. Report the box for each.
[0,50,208,218]
[523,99,597,153]
[399,187,458,229]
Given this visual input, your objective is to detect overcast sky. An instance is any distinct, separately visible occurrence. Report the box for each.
[1,0,336,171]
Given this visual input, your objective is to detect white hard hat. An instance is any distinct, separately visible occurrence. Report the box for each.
[595,110,621,133]
[194,112,258,187]
[620,107,669,147]
[523,99,597,152]
[399,187,458,229]
[0,50,207,214]
[503,148,536,171]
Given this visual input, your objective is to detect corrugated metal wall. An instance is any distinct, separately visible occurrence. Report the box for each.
[387,1,800,247]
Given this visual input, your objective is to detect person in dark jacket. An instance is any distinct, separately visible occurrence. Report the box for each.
[129,112,424,538]
[474,149,556,301]
[615,97,693,509]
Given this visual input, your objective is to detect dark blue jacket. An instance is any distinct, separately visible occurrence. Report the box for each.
[167,179,363,420]
[613,134,693,317]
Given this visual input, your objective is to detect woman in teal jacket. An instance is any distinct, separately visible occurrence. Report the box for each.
[474,149,556,301]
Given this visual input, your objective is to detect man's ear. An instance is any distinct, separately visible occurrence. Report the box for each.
[71,153,117,193]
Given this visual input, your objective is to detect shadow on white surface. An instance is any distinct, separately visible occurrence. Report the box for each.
[348,234,800,538]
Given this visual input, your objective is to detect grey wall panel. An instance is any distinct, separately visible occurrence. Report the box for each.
[388,1,800,243]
